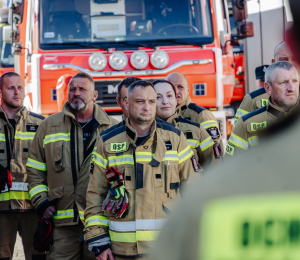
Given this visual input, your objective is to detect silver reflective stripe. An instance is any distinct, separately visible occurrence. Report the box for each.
[188,140,199,148]
[236,110,247,117]
[26,160,47,170]
[108,219,166,232]
[54,211,74,217]
[86,218,108,226]
[163,153,178,158]
[200,138,214,150]
[2,182,28,193]
[229,135,249,150]
[135,155,152,159]
[249,137,259,146]
[15,133,35,138]
[94,155,108,167]
[43,134,70,146]
[29,186,47,198]
[178,149,192,161]
[108,157,134,164]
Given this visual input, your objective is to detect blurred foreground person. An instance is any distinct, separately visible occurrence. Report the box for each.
[84,81,197,260]
[153,79,214,168]
[26,72,117,260]
[226,61,299,156]
[0,72,45,259]
[148,3,300,255]
[166,72,223,160]
[255,65,269,89]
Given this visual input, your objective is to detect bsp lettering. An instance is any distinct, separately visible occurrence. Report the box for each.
[225,144,235,156]
[251,121,267,132]
[261,99,268,107]
[111,142,127,152]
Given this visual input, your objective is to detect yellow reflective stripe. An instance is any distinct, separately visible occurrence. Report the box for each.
[0,191,30,201]
[15,131,35,140]
[200,137,214,151]
[43,133,70,147]
[228,133,249,150]
[109,230,159,243]
[108,154,134,166]
[178,146,193,164]
[201,120,218,129]
[236,109,249,118]
[187,139,200,149]
[79,211,84,221]
[93,152,108,169]
[248,136,259,147]
[29,185,48,199]
[136,152,153,162]
[26,158,47,171]
[0,133,5,141]
[85,216,108,227]
[162,151,178,162]
[53,209,74,219]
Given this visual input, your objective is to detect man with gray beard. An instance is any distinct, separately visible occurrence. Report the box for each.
[26,72,118,259]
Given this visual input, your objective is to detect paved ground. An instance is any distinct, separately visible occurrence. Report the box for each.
[13,235,25,260]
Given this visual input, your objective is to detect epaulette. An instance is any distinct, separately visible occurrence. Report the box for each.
[187,103,206,114]
[242,106,267,122]
[249,87,266,99]
[29,112,45,120]
[156,120,181,136]
[100,121,124,137]
[102,124,126,142]
[178,116,200,128]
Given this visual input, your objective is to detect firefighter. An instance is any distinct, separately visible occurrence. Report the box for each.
[152,79,214,168]
[84,80,197,260]
[0,72,45,260]
[234,41,298,123]
[26,72,117,260]
[101,77,142,137]
[148,2,300,259]
[166,72,223,160]
[226,61,299,157]
[255,65,269,89]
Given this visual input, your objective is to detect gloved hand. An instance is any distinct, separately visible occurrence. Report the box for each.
[0,164,12,193]
[105,167,124,187]
[33,218,54,253]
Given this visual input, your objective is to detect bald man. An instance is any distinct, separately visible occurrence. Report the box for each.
[234,41,299,124]
[166,72,223,160]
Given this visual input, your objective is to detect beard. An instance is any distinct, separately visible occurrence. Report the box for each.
[272,91,297,111]
[70,97,86,111]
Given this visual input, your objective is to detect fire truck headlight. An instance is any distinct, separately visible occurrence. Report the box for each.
[150,50,169,69]
[130,50,149,69]
[109,51,128,70]
[88,52,107,71]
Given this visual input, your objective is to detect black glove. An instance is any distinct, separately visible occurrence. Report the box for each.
[33,218,54,253]
[0,164,12,193]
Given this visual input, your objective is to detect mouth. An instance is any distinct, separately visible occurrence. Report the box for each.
[161,106,171,110]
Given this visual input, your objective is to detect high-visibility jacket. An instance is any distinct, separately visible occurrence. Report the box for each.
[26,102,117,226]
[234,87,269,125]
[164,112,214,168]
[176,97,223,156]
[84,118,198,257]
[226,98,299,157]
[0,106,44,212]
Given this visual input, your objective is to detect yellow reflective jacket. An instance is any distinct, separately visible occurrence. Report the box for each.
[0,106,44,212]
[164,112,214,168]
[84,118,198,257]
[176,97,223,157]
[26,102,117,226]
[226,98,299,157]
[234,87,269,125]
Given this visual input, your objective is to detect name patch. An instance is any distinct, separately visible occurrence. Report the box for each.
[250,121,267,132]
[111,142,127,152]
[26,125,38,132]
[261,99,268,107]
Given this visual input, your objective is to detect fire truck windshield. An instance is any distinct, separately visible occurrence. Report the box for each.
[39,0,213,50]
[0,25,13,68]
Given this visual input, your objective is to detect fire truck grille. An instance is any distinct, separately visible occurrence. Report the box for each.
[95,81,120,107]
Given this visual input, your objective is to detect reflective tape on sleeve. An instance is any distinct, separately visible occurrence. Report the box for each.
[79,211,84,221]
[201,120,218,129]
[187,139,200,149]
[29,185,48,199]
[178,146,193,164]
[248,136,259,147]
[43,133,70,147]
[93,152,108,169]
[53,209,74,219]
[0,191,30,201]
[26,158,47,171]
[2,182,28,193]
[200,137,214,151]
[235,109,249,118]
[109,230,159,243]
[228,133,249,150]
[0,133,5,142]
[85,216,108,227]
[15,131,35,140]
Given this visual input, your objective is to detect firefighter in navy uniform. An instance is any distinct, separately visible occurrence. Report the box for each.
[153,80,214,169]
[166,72,223,160]
[0,72,46,260]
[84,81,197,260]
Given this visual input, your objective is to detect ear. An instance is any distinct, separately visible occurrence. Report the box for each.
[124,97,129,111]
[0,88,2,99]
[116,97,121,107]
[92,90,98,102]
[264,82,272,96]
[271,59,276,64]
[187,85,190,94]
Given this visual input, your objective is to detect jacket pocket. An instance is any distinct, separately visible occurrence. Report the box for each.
[53,142,65,172]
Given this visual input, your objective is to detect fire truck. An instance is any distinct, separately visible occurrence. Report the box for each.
[3,0,253,140]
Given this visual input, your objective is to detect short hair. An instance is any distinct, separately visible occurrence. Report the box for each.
[0,72,21,89]
[117,77,141,99]
[152,79,176,95]
[127,80,155,97]
[274,41,286,58]
[265,61,297,85]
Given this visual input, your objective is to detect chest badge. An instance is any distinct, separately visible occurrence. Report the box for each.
[111,142,127,152]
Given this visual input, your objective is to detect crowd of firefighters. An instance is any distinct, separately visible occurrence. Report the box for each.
[1,6,300,260]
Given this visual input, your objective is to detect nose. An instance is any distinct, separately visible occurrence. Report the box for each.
[162,96,168,104]
[287,79,297,91]
[74,88,80,96]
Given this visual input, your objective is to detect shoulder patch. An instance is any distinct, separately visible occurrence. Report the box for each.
[100,121,124,137]
[102,125,126,142]
[249,87,266,99]
[29,112,45,120]
[178,116,200,128]
[242,106,267,122]
[156,120,181,136]
[187,103,206,114]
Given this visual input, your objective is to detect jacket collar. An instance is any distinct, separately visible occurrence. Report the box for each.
[267,97,299,118]
[165,112,179,125]
[62,102,112,126]
[122,114,127,123]
[176,97,191,114]
[0,106,27,123]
